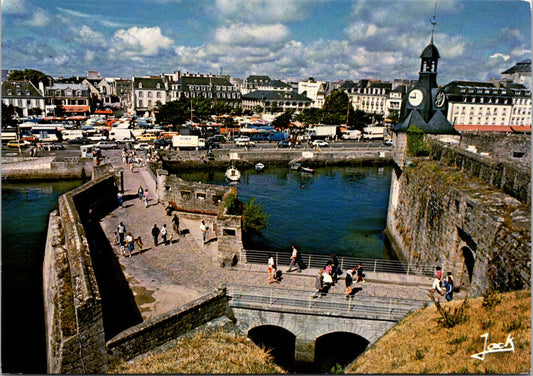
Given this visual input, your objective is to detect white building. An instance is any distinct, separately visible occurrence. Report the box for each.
[131,76,168,115]
[1,80,46,117]
[298,78,329,108]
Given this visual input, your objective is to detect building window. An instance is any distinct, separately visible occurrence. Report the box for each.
[139,92,143,97]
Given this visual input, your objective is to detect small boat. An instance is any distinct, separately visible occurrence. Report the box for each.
[255,162,265,172]
[290,162,301,171]
[300,166,315,174]
[225,165,241,182]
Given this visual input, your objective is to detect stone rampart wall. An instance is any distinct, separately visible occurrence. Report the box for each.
[106,288,230,362]
[156,170,229,215]
[43,174,119,373]
[429,140,531,205]
[2,157,93,181]
[458,132,531,162]
[386,161,530,296]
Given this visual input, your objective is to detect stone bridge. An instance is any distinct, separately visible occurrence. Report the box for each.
[226,283,427,372]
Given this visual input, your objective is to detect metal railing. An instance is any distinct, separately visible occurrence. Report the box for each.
[226,284,428,322]
[241,249,435,277]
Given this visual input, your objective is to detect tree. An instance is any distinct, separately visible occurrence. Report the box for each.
[241,198,269,236]
[322,89,349,125]
[2,104,17,127]
[8,69,50,88]
[154,99,190,127]
[272,110,293,129]
[295,107,323,125]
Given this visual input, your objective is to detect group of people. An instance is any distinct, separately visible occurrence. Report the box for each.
[430,266,454,301]
[114,221,143,257]
[137,185,151,207]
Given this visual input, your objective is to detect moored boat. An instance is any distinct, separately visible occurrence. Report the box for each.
[290,162,301,171]
[300,166,315,174]
[225,165,241,182]
[255,162,265,172]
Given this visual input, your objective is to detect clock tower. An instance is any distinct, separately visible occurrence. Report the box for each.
[394,34,456,135]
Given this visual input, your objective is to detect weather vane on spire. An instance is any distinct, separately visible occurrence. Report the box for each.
[429,0,438,43]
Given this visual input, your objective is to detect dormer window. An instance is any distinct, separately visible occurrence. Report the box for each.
[156,83,160,89]
[139,82,143,89]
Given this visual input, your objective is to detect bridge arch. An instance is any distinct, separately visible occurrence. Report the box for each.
[314,331,370,373]
[247,325,295,370]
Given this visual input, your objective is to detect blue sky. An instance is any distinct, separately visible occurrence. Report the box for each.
[3,0,531,84]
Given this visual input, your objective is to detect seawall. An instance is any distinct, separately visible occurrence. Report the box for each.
[2,157,93,181]
[159,148,392,171]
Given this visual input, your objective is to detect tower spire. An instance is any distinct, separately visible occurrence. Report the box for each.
[430,0,438,43]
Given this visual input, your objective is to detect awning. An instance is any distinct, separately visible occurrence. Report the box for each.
[94,110,113,115]
[63,105,90,113]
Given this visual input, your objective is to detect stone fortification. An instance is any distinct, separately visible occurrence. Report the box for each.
[43,175,119,373]
[387,135,531,296]
[457,132,530,165]
[156,169,243,265]
[429,137,531,205]
[2,156,93,181]
[106,288,231,363]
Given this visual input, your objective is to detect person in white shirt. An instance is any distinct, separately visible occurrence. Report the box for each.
[286,245,301,273]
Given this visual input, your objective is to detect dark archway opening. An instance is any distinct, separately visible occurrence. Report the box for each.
[461,246,475,286]
[315,332,370,373]
[248,325,295,371]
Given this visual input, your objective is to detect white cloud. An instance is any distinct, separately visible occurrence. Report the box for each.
[214,0,307,22]
[490,53,511,61]
[214,23,290,47]
[111,26,173,56]
[23,8,50,27]
[2,0,27,14]
[78,25,106,45]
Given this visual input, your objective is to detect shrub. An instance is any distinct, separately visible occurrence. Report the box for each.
[428,292,469,328]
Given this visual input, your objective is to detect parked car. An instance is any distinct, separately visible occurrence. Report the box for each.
[234,136,255,147]
[133,142,151,150]
[277,140,292,148]
[154,138,171,147]
[136,134,158,142]
[95,140,118,149]
[383,138,393,146]
[209,135,226,143]
[312,140,329,147]
[6,140,30,148]
[205,139,221,149]
[68,137,90,144]
[43,143,65,151]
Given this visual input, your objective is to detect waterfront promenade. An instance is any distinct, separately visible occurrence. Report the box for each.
[99,154,437,321]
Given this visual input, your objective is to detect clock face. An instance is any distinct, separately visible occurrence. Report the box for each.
[408,89,424,106]
[435,91,445,107]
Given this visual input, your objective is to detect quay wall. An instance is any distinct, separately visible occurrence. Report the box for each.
[386,137,531,296]
[2,157,93,181]
[106,288,231,363]
[159,148,391,171]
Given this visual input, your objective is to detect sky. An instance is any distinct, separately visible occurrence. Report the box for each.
[2,0,531,84]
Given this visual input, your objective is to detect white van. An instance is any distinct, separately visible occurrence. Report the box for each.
[109,128,134,141]
[62,129,84,141]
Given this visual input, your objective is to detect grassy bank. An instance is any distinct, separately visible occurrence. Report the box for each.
[109,329,286,374]
[347,289,531,374]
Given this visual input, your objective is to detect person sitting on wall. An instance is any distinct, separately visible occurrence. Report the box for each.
[165,201,174,216]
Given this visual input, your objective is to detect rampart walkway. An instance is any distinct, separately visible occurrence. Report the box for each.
[99,154,448,321]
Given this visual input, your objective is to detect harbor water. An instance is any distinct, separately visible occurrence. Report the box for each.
[1,165,392,373]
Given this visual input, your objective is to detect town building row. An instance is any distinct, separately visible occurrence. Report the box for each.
[2,59,531,130]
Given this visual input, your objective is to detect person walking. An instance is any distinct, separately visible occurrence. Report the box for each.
[200,220,207,244]
[444,272,454,301]
[267,254,279,284]
[117,222,126,245]
[172,214,180,238]
[286,245,301,273]
[161,224,168,245]
[117,192,124,207]
[312,269,324,298]
[151,224,160,246]
[137,185,144,201]
[143,189,150,208]
[136,236,144,253]
[125,232,134,257]
[345,267,355,298]
[355,263,366,283]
